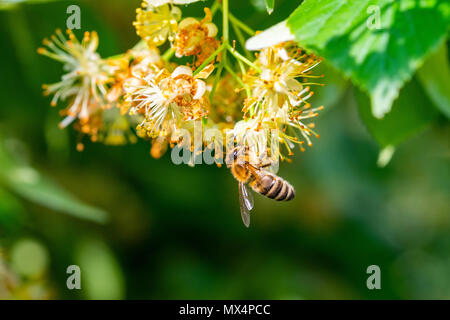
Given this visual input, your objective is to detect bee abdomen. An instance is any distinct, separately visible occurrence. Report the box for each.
[272,177,295,201]
[266,177,282,199]
[261,175,295,201]
[251,173,295,201]
[285,185,295,200]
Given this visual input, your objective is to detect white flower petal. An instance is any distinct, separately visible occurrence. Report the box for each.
[178,17,198,29]
[171,65,193,78]
[260,69,272,81]
[173,0,202,4]
[205,23,218,38]
[285,78,303,92]
[245,20,295,51]
[194,64,215,79]
[274,81,288,94]
[193,80,206,99]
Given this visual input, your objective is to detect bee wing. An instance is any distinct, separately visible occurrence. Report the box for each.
[241,181,254,210]
[238,182,252,228]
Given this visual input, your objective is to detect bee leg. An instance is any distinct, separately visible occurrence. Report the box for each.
[260,162,272,168]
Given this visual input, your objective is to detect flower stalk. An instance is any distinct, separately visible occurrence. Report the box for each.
[193,42,226,76]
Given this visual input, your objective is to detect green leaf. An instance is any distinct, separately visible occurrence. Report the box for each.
[6,170,109,223]
[75,238,125,300]
[0,138,108,223]
[417,43,450,119]
[287,0,450,118]
[265,0,275,14]
[355,78,439,148]
[0,187,25,233]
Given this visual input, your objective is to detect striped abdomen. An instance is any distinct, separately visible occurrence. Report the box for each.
[250,172,295,201]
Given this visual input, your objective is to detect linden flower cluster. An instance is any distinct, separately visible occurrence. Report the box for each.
[38,29,139,150]
[39,0,324,164]
[238,43,324,162]
[38,30,109,127]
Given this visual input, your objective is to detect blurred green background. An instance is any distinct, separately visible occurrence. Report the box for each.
[0,0,449,299]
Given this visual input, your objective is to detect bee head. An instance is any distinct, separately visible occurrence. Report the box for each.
[226,146,245,168]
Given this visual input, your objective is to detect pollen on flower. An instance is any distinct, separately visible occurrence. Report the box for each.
[238,41,324,159]
[125,64,212,140]
[38,29,112,129]
[174,8,220,66]
[134,2,181,47]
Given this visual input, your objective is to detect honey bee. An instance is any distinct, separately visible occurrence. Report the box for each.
[226,146,295,227]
